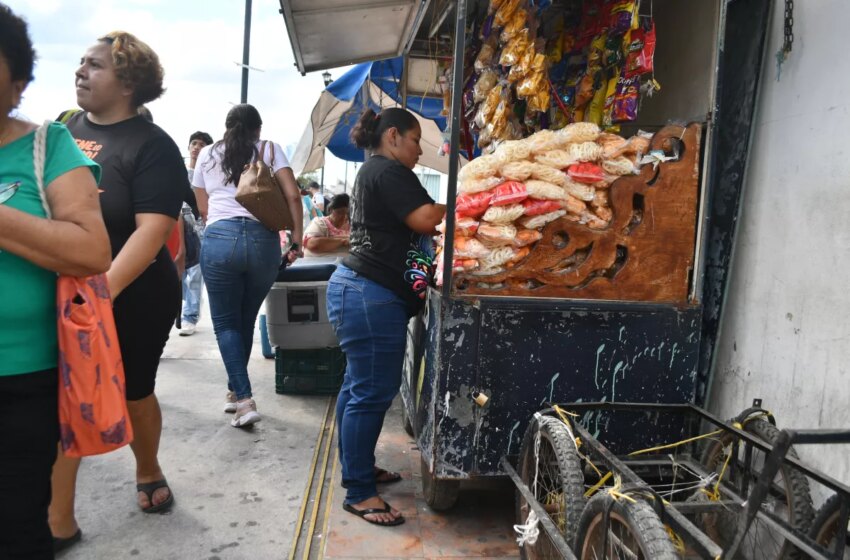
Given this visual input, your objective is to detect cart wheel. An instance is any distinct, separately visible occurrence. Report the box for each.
[809,494,850,558]
[700,418,815,560]
[421,456,460,511]
[402,405,414,438]
[575,493,682,559]
[516,416,586,559]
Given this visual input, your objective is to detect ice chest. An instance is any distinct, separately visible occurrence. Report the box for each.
[265,256,340,350]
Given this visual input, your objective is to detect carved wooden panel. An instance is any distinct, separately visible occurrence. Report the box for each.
[453,123,701,303]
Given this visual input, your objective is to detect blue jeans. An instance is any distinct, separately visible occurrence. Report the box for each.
[181,263,204,324]
[326,265,409,505]
[201,218,281,399]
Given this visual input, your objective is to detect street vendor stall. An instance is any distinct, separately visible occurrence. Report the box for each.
[280,0,777,554]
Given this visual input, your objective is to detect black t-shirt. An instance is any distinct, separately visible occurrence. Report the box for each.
[65,113,186,256]
[64,113,186,286]
[343,156,436,315]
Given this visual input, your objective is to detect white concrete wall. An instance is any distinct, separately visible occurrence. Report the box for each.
[708,0,850,487]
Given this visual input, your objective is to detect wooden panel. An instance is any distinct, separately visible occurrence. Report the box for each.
[454,123,701,303]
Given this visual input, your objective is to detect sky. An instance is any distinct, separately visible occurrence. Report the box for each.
[7,0,359,187]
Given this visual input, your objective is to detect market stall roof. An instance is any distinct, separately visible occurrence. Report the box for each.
[289,57,460,175]
[278,0,433,75]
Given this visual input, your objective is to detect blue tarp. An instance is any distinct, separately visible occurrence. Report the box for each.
[322,57,447,164]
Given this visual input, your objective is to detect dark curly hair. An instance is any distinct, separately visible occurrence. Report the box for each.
[350,108,419,150]
[0,3,36,85]
[189,131,213,146]
[210,104,262,186]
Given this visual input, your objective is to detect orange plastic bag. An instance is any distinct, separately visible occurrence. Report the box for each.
[57,275,133,457]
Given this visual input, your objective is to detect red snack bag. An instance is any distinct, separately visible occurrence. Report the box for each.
[612,75,640,122]
[626,22,656,77]
[522,199,562,216]
[490,181,528,206]
[568,162,605,184]
[456,217,480,236]
[456,191,494,218]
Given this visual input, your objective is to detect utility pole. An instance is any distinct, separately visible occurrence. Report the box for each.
[240,0,252,103]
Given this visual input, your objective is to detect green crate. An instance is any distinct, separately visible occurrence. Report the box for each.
[275,347,345,395]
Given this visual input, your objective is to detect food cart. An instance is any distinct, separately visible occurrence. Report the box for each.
[279,0,803,556]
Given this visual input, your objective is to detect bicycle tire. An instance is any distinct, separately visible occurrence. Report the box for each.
[810,494,850,559]
[575,492,681,559]
[516,415,586,559]
[700,418,814,560]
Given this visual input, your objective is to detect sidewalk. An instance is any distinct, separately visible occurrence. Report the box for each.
[58,298,520,559]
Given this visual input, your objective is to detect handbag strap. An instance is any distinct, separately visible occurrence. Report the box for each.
[258,140,275,170]
[33,120,52,219]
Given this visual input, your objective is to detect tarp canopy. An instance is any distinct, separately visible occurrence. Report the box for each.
[289,57,458,176]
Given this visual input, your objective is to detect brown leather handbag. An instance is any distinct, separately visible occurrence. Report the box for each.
[235,141,294,231]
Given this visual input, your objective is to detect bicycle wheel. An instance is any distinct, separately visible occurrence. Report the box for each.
[810,494,850,559]
[517,415,586,559]
[700,418,814,560]
[575,492,681,560]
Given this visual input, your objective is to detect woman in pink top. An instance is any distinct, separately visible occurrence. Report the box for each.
[303,193,350,257]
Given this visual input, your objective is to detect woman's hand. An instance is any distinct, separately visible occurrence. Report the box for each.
[107,213,176,300]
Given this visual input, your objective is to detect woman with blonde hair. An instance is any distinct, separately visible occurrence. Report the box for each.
[49,31,187,550]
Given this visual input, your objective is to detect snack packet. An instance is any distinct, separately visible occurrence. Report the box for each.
[513,228,544,246]
[454,236,491,258]
[612,75,640,122]
[523,198,563,216]
[519,209,567,229]
[459,175,503,194]
[456,190,494,218]
[490,181,529,206]
[473,70,499,103]
[568,162,605,183]
[482,203,526,224]
[458,153,500,181]
[525,179,566,200]
[477,222,517,246]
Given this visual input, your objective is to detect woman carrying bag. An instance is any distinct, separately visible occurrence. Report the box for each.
[193,103,303,427]
[0,5,111,557]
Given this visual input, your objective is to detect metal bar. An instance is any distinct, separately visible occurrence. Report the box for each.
[241,0,253,103]
[290,0,415,17]
[441,0,465,297]
[501,458,578,560]
[789,430,850,445]
[571,422,724,560]
[401,0,432,55]
[401,54,409,109]
[277,0,306,75]
[429,0,454,37]
[667,500,739,514]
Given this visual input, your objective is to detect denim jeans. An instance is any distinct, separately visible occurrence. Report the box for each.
[181,263,204,324]
[201,218,281,399]
[326,265,409,505]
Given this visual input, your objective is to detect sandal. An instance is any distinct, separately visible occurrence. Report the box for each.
[375,467,402,484]
[136,479,175,514]
[342,501,405,527]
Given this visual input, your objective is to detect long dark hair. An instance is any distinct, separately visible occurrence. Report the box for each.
[212,104,263,185]
[349,108,418,150]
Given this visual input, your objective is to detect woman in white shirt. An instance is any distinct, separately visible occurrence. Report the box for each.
[193,104,302,427]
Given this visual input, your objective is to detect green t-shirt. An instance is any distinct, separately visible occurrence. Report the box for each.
[0,123,101,376]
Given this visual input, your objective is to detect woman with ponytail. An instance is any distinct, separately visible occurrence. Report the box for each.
[326,108,445,527]
[193,104,302,428]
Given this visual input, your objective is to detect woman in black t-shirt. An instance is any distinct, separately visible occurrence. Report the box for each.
[49,31,184,547]
[327,108,445,526]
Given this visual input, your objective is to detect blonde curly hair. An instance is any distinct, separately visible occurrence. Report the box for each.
[98,31,165,107]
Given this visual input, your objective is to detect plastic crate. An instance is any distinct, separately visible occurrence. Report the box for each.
[275,347,345,395]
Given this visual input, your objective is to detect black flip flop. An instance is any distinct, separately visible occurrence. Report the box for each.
[342,502,405,526]
[137,479,175,514]
[375,467,402,484]
[53,528,82,553]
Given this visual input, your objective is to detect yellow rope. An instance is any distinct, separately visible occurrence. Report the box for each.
[607,475,638,504]
[627,429,724,457]
[665,525,687,555]
[551,405,603,478]
[584,471,613,498]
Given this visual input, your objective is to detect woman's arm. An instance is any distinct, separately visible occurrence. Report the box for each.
[275,167,304,254]
[174,214,186,279]
[194,187,209,222]
[0,166,111,276]
[305,236,349,253]
[404,203,447,235]
[107,213,175,299]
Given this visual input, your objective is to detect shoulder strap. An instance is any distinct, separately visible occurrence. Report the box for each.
[33,120,52,219]
[258,140,268,164]
[57,109,80,124]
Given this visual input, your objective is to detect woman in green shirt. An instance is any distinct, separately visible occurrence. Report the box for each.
[0,5,110,558]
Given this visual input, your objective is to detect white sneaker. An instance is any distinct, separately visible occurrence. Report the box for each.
[179,323,196,336]
[231,399,261,428]
[224,391,238,413]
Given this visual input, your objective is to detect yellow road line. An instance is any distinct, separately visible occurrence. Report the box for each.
[303,404,337,560]
[288,397,332,560]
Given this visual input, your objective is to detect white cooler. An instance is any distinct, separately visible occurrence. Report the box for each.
[265,256,341,350]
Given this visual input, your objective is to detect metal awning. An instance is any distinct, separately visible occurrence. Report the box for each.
[278,0,432,75]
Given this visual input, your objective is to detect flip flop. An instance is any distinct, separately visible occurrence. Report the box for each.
[375,467,402,484]
[137,479,175,514]
[342,502,405,526]
[53,528,82,553]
